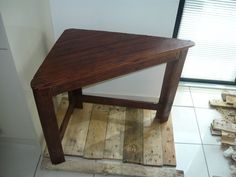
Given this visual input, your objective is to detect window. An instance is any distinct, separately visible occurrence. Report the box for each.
[177,0,236,83]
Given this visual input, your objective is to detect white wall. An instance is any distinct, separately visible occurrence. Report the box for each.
[0,15,36,141]
[49,0,180,101]
[0,0,54,143]
[0,0,180,144]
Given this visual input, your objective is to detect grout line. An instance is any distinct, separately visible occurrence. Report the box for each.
[172,105,194,108]
[180,81,236,91]
[190,86,211,177]
[33,155,42,177]
[188,86,196,108]
[174,142,202,145]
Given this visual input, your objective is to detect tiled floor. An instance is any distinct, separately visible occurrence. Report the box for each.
[1,85,235,177]
[174,86,235,177]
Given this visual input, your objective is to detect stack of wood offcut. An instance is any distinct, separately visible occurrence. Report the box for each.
[209,91,236,146]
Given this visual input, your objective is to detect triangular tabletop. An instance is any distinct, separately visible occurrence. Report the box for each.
[31,29,194,92]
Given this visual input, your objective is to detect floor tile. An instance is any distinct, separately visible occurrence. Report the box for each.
[175,143,209,177]
[172,106,201,144]
[204,145,233,177]
[35,156,94,177]
[190,88,222,108]
[0,141,41,177]
[95,174,122,177]
[195,108,222,145]
[174,86,193,107]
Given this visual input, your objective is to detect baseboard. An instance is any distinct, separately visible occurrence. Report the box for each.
[0,136,39,146]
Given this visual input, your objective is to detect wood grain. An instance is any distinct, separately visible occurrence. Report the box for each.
[104,106,126,160]
[161,115,176,166]
[31,29,194,93]
[84,104,109,159]
[62,103,93,156]
[31,29,193,164]
[33,88,65,164]
[212,119,236,133]
[157,49,188,122]
[123,108,143,164]
[143,109,163,166]
[42,156,184,177]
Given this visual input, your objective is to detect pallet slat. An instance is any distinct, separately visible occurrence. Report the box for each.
[143,109,163,166]
[83,104,109,158]
[123,108,143,164]
[104,106,126,160]
[161,116,176,166]
[42,156,183,177]
[62,103,93,156]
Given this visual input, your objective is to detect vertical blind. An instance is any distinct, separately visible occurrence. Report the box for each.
[178,0,236,82]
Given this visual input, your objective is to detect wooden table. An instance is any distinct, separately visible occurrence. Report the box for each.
[31,29,194,164]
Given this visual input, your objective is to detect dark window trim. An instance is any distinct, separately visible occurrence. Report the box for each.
[173,0,236,85]
[180,78,236,86]
[172,0,185,38]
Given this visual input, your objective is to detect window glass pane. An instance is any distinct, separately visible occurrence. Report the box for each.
[178,0,236,82]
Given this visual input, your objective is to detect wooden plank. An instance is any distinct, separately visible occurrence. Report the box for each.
[123,108,143,164]
[161,115,176,166]
[216,108,236,123]
[209,99,236,108]
[210,124,222,136]
[42,156,184,177]
[226,95,236,105]
[103,106,126,160]
[143,109,163,166]
[212,119,236,133]
[62,103,93,156]
[221,131,236,145]
[83,104,109,159]
[221,91,236,102]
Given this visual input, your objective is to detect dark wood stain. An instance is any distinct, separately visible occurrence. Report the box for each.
[31,29,194,164]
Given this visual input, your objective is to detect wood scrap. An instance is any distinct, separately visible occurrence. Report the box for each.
[221,131,236,146]
[216,108,236,123]
[209,99,236,109]
[226,95,236,105]
[210,124,221,136]
[221,91,236,102]
[212,119,236,133]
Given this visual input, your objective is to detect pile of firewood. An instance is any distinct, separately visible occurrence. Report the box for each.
[210,91,236,146]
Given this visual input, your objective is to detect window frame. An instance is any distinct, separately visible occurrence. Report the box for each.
[173,0,236,86]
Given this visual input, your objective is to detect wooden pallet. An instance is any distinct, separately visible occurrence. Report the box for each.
[42,97,178,176]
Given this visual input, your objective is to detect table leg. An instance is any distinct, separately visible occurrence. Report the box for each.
[33,88,65,164]
[157,49,188,123]
[68,88,83,108]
